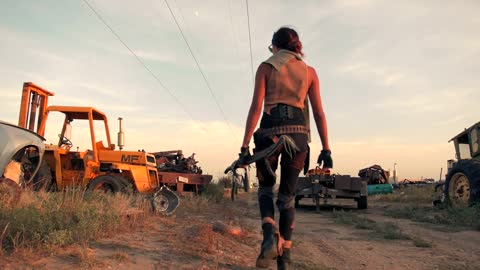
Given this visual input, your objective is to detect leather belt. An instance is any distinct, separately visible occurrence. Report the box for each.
[255,125,309,137]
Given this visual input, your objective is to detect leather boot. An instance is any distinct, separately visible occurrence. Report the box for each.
[255,223,277,268]
[277,248,291,270]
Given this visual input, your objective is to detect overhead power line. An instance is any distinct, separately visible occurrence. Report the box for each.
[163,0,238,138]
[245,0,255,87]
[81,0,198,123]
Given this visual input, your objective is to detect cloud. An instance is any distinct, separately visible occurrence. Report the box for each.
[336,61,407,87]
[1,0,479,181]
[135,50,178,63]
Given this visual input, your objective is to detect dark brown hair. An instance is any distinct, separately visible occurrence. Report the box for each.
[272,27,303,56]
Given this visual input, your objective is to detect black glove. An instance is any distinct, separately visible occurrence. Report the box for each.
[237,146,252,167]
[317,150,332,168]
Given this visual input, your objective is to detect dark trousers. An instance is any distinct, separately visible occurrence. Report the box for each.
[254,132,308,241]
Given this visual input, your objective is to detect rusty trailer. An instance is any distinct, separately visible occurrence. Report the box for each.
[157,171,212,194]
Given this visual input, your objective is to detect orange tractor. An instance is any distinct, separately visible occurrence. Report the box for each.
[16,82,179,214]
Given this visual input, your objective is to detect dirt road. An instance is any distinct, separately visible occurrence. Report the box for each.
[2,194,480,270]
[294,201,480,270]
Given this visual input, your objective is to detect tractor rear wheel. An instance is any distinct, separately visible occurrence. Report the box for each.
[87,175,128,193]
[445,159,480,207]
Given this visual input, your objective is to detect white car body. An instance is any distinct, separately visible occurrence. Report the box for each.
[0,120,45,182]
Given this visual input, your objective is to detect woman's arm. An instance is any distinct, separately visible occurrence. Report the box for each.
[307,67,330,151]
[241,63,270,148]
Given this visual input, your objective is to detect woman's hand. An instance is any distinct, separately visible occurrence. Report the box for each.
[317,150,332,169]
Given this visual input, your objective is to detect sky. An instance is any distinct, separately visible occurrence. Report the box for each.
[0,0,479,180]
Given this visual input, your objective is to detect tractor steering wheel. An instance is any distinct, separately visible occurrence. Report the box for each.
[58,134,73,149]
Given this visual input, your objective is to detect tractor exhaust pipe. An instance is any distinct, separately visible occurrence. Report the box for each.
[118,117,125,151]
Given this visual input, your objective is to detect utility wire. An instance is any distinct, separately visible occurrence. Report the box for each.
[227,0,247,87]
[81,0,198,123]
[245,0,255,87]
[163,0,238,139]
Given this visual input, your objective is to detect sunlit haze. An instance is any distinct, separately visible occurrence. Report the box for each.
[1,0,479,180]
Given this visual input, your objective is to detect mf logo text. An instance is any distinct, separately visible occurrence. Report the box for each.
[121,155,140,163]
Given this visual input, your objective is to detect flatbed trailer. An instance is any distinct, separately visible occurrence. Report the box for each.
[295,170,368,211]
[157,171,212,194]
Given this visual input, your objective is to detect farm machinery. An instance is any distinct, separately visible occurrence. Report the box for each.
[443,121,480,206]
[358,164,393,195]
[9,82,179,214]
[295,168,368,210]
[151,150,212,194]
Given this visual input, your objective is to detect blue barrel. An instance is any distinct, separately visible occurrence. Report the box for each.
[368,184,393,195]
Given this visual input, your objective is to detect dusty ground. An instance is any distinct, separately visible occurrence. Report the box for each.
[1,193,480,270]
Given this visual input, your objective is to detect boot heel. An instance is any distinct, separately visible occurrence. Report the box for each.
[255,223,278,268]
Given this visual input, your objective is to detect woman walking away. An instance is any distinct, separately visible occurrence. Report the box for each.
[238,27,332,269]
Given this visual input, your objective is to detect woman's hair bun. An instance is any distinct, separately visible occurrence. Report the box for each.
[272,27,303,56]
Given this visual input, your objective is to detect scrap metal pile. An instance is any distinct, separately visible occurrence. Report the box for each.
[358,165,390,185]
[153,150,203,174]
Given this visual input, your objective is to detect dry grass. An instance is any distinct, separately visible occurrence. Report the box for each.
[108,250,132,263]
[370,184,480,231]
[331,210,421,244]
[370,185,436,204]
[68,245,106,269]
[0,187,147,253]
[384,204,480,231]
[411,236,433,248]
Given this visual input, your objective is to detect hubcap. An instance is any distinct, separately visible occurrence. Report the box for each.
[153,194,169,212]
[448,172,471,206]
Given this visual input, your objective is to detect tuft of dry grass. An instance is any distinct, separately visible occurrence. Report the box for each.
[108,251,132,263]
[202,182,225,203]
[0,187,147,253]
[411,236,433,248]
[68,245,106,269]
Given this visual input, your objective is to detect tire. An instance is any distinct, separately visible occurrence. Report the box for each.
[444,159,480,207]
[357,196,368,209]
[231,178,238,201]
[294,195,303,208]
[87,175,127,193]
[243,171,250,193]
[32,160,53,191]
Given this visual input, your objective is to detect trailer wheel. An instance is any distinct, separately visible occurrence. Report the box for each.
[87,175,127,193]
[357,196,368,209]
[294,195,303,208]
[444,159,480,207]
